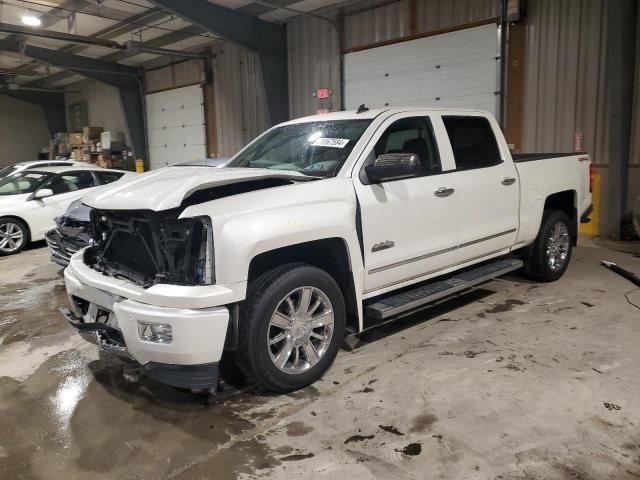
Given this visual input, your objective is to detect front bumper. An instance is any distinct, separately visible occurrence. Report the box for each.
[62,307,220,389]
[63,254,232,388]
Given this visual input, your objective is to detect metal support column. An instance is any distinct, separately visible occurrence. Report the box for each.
[605,0,638,238]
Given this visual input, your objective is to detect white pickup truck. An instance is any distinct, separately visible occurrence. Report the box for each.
[62,107,592,393]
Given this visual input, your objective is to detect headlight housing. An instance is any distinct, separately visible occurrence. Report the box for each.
[195,216,214,285]
[87,210,215,287]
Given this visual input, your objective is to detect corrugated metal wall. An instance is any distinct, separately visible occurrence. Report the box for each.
[344,0,409,49]
[286,0,499,118]
[288,15,341,119]
[416,0,499,33]
[521,0,609,165]
[145,60,205,94]
[212,42,270,157]
[64,79,130,144]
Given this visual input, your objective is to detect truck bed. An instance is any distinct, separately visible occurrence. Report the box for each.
[513,152,586,163]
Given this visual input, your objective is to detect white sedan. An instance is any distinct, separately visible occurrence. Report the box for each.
[0,166,132,256]
[0,160,87,180]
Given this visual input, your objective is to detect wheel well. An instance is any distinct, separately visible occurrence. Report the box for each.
[248,238,359,333]
[0,215,31,242]
[544,190,577,244]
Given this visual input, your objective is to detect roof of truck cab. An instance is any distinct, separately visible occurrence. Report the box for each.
[278,107,492,125]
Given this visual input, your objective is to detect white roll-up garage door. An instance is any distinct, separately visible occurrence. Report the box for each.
[146,84,207,170]
[345,23,500,117]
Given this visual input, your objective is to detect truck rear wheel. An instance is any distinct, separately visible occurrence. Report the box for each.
[235,263,346,393]
[523,210,572,282]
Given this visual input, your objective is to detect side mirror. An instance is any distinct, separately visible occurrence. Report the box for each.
[33,188,54,200]
[365,153,421,183]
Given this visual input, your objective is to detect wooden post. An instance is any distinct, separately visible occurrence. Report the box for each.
[504,22,525,153]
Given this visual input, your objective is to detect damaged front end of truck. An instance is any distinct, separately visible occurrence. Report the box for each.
[86,209,214,288]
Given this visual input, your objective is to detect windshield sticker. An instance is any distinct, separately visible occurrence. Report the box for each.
[311,137,350,148]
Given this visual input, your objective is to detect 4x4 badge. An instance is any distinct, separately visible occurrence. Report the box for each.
[372,240,395,252]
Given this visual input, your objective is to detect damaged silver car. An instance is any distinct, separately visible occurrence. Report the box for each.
[45,199,92,267]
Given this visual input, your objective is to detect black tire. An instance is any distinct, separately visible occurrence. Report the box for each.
[523,210,572,282]
[235,263,346,393]
[0,217,28,256]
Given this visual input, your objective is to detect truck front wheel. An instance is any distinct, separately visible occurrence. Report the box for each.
[523,210,573,282]
[235,263,346,393]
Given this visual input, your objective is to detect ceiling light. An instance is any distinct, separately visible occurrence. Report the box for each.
[21,15,42,27]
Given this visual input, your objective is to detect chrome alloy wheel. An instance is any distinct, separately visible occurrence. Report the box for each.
[546,221,570,271]
[267,286,335,374]
[0,222,24,254]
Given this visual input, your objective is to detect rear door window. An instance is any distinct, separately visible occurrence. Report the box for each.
[46,171,98,195]
[96,171,125,185]
[442,116,502,170]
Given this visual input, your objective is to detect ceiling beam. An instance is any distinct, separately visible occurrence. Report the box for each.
[0,38,139,88]
[13,9,169,78]
[149,0,285,55]
[26,25,212,88]
[0,22,123,50]
[149,0,289,124]
[100,25,206,63]
[60,9,170,55]
[5,0,139,76]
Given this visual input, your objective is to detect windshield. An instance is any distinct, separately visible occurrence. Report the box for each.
[227,119,372,177]
[0,165,21,179]
[0,171,52,196]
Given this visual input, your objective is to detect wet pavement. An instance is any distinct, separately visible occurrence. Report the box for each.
[1,242,640,479]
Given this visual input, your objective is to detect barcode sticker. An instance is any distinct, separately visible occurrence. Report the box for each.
[311,138,350,148]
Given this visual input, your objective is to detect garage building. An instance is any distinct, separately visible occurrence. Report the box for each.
[1,1,640,479]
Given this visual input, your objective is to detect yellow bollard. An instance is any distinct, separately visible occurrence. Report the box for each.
[580,172,600,237]
[135,158,145,173]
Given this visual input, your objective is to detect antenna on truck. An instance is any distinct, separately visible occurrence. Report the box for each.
[356,104,369,114]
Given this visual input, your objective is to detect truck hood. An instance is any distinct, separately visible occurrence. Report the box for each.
[81,167,316,211]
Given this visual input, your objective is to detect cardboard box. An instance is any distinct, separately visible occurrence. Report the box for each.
[101,131,125,150]
[82,127,103,144]
[68,133,83,145]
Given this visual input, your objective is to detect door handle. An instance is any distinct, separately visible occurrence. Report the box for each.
[434,187,455,197]
[501,177,517,186]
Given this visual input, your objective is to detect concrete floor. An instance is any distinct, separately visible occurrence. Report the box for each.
[1,242,640,480]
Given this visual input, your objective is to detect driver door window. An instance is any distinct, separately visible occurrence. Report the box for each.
[373,117,441,176]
